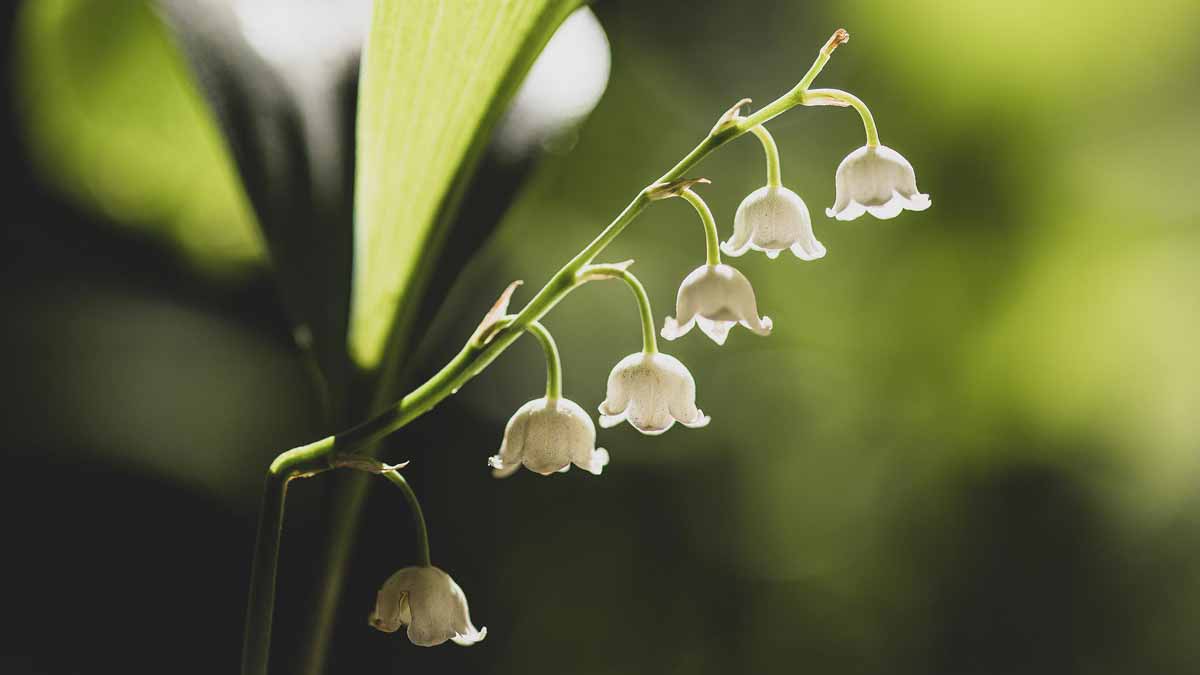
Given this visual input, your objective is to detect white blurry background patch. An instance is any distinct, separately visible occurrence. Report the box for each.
[494,7,611,160]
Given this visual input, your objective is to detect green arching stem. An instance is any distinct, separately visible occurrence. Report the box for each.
[581,265,657,354]
[524,320,562,399]
[241,472,289,675]
[747,124,782,188]
[246,29,858,675]
[242,434,338,675]
[269,435,336,477]
[381,469,430,567]
[806,87,879,147]
[679,188,722,266]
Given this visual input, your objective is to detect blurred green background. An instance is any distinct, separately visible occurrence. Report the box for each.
[3,1,1200,674]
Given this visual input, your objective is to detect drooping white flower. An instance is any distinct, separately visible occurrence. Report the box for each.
[661,264,772,345]
[370,565,487,647]
[488,397,610,477]
[599,352,709,435]
[723,185,826,260]
[826,144,930,221]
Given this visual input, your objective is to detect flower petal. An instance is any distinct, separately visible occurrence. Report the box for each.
[574,447,610,475]
[696,316,734,345]
[451,625,487,646]
[739,314,773,336]
[720,238,751,257]
[488,454,521,479]
[904,192,931,211]
[598,378,630,420]
[661,315,695,341]
[626,417,675,436]
[866,192,905,219]
[678,409,711,429]
[790,238,826,260]
[828,200,866,221]
[369,589,405,633]
[721,208,752,256]
[598,410,627,428]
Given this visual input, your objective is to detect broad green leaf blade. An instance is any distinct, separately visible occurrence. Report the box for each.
[349,0,583,370]
[14,0,263,278]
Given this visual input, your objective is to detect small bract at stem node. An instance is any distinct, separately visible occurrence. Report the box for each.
[328,454,409,475]
[470,280,524,347]
[647,176,711,201]
[711,97,752,136]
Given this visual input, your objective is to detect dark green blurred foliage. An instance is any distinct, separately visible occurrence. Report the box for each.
[3,1,1200,674]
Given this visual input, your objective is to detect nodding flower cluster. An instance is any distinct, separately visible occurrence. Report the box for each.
[487,111,929,481]
[353,28,929,650]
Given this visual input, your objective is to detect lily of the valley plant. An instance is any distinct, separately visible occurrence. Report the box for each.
[242,27,929,674]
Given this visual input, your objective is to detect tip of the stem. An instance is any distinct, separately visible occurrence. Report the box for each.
[824,28,849,54]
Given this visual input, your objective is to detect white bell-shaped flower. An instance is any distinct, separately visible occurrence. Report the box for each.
[599,352,709,435]
[723,186,826,260]
[488,397,609,477]
[661,264,772,345]
[370,565,487,647]
[826,144,930,221]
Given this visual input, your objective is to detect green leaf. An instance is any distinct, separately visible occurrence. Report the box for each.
[349,0,583,371]
[14,0,263,278]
